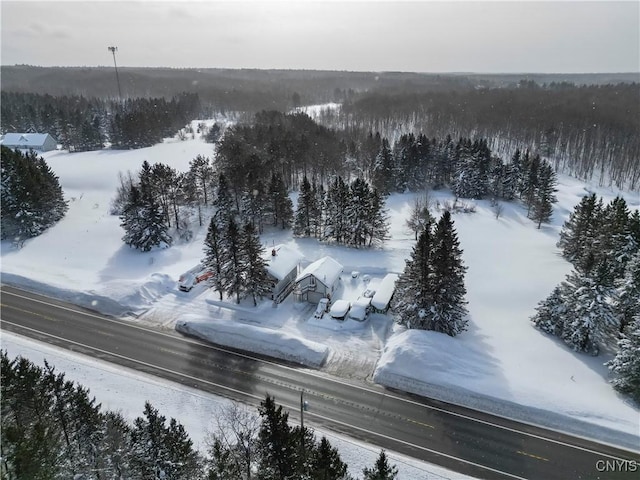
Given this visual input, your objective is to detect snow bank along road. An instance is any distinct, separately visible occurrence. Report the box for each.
[1,285,638,480]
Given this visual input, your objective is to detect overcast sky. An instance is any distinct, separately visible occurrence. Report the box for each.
[1,1,638,73]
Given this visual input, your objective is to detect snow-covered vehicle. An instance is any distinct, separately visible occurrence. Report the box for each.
[314,298,330,318]
[178,266,213,292]
[348,296,372,322]
[179,273,197,292]
[329,299,350,320]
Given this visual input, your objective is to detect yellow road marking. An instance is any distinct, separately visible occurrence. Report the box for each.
[407,418,436,429]
[517,450,549,462]
[1,303,58,322]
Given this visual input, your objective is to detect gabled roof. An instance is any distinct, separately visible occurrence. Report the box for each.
[296,256,343,288]
[1,133,56,147]
[262,244,303,281]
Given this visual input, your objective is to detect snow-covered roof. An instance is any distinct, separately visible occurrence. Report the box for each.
[296,256,343,288]
[371,274,399,310]
[1,133,55,148]
[263,244,303,281]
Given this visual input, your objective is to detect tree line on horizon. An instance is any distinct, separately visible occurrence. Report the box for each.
[336,82,640,191]
[3,75,638,191]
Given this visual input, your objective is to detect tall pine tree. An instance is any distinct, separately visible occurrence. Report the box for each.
[426,211,469,336]
[241,222,272,306]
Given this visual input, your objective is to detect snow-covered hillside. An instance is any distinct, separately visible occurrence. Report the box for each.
[1,127,638,452]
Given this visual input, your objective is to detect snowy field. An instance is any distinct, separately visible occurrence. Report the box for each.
[1,122,639,454]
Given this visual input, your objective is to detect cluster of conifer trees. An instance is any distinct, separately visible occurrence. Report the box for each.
[0,146,68,244]
[531,194,640,400]
[1,351,398,480]
[294,175,389,247]
[371,136,558,227]
[215,112,558,228]
[392,211,468,336]
[202,177,273,305]
[0,92,201,151]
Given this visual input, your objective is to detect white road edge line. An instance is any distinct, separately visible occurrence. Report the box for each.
[3,286,638,457]
[1,320,525,480]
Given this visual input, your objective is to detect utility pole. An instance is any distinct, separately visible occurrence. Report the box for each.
[107,46,122,100]
[300,390,308,469]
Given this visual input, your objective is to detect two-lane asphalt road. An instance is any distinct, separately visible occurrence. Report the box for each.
[1,285,638,479]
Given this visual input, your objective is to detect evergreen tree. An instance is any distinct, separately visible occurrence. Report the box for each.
[531,285,567,337]
[221,218,244,304]
[393,222,434,330]
[241,176,266,233]
[607,316,640,403]
[362,450,398,480]
[366,189,390,247]
[241,222,271,306]
[206,438,242,480]
[1,354,65,480]
[310,181,325,238]
[372,138,394,195]
[268,172,294,229]
[613,251,640,333]
[294,175,315,237]
[138,194,172,252]
[256,395,297,480]
[556,193,601,263]
[213,173,236,231]
[308,436,349,480]
[561,270,617,355]
[426,211,469,336]
[120,162,172,252]
[203,218,226,301]
[1,146,68,242]
[596,196,636,283]
[130,402,202,480]
[120,185,146,249]
[629,210,640,247]
[346,177,371,246]
[189,154,214,206]
[323,176,350,244]
[531,161,557,228]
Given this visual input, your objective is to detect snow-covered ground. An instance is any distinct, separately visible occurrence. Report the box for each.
[1,123,639,456]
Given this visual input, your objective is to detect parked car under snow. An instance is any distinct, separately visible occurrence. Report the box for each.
[329,299,350,320]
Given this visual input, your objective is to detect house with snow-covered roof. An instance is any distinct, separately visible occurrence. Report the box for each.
[294,256,343,304]
[263,244,304,303]
[1,133,58,152]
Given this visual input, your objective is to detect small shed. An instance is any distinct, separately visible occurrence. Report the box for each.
[263,244,303,303]
[1,133,58,152]
[371,274,399,313]
[294,256,343,304]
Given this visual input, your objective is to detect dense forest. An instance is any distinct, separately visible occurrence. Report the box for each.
[2,66,637,189]
[333,82,640,190]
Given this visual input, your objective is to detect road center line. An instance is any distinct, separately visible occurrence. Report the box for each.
[1,320,525,479]
[2,287,637,459]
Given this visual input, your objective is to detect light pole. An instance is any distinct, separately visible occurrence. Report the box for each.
[107,46,122,100]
